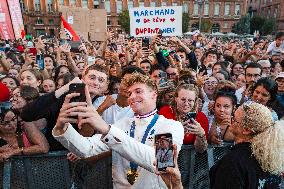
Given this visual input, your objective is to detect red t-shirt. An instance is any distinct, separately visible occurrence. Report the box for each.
[159,105,209,144]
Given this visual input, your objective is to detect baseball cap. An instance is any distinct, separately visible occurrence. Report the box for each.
[275,72,284,80]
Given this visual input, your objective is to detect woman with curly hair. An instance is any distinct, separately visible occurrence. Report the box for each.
[210,102,284,189]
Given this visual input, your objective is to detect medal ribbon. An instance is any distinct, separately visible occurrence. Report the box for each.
[129,113,159,171]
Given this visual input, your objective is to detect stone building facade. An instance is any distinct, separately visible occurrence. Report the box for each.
[248,0,284,32]
[21,0,248,37]
[20,0,61,37]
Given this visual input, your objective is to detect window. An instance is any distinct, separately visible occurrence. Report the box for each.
[117,0,123,13]
[82,0,88,8]
[150,1,155,7]
[70,0,76,6]
[275,5,279,17]
[267,8,270,17]
[235,4,240,15]
[59,0,64,6]
[214,3,219,16]
[47,0,53,12]
[172,3,178,6]
[225,3,230,16]
[94,0,99,8]
[128,1,134,9]
[34,0,41,11]
[139,2,144,7]
[49,19,54,24]
[107,17,111,25]
[204,3,209,16]
[161,2,167,7]
[224,22,228,28]
[183,3,188,13]
[36,19,44,25]
[193,3,198,15]
[105,0,111,13]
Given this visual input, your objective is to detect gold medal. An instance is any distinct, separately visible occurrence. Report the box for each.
[126,169,139,185]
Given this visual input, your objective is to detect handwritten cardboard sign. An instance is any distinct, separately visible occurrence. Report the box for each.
[129,6,182,37]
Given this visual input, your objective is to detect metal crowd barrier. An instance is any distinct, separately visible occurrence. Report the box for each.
[1,144,283,189]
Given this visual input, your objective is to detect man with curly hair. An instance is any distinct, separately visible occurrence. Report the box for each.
[52,72,184,189]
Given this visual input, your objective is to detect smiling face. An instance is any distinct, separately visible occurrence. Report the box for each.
[252,85,271,106]
[204,76,218,96]
[1,77,18,93]
[11,88,27,111]
[127,83,157,115]
[175,89,196,115]
[82,69,108,97]
[44,56,54,71]
[20,70,41,89]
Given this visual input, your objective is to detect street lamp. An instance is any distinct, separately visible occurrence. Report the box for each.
[198,0,203,31]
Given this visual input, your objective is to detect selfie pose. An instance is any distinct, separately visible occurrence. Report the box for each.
[53,73,184,188]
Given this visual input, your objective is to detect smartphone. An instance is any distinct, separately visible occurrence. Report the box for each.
[186,112,197,121]
[87,56,96,65]
[155,133,174,171]
[36,54,44,70]
[69,83,86,102]
[157,29,163,37]
[173,54,181,62]
[159,71,168,88]
[29,47,37,56]
[68,41,81,53]
[142,38,150,48]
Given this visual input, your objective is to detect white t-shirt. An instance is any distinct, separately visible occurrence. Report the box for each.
[266,41,284,55]
[93,94,134,124]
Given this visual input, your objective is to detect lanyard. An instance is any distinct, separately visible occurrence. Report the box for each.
[129,114,159,171]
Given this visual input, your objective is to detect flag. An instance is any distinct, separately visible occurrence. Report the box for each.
[61,16,80,41]
[21,29,25,39]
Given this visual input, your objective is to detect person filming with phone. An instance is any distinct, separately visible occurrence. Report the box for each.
[159,84,208,153]
[52,73,184,188]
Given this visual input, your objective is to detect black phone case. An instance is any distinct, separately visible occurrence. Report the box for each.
[69,83,86,102]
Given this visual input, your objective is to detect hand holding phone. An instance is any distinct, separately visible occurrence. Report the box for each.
[155,133,174,171]
[69,83,86,102]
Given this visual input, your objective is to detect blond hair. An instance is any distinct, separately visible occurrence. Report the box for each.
[122,72,157,92]
[241,102,284,175]
[172,84,199,120]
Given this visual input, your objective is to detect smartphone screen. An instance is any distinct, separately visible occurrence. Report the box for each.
[68,41,81,53]
[36,54,44,70]
[186,112,197,120]
[142,38,150,48]
[69,83,86,102]
[159,71,168,88]
[155,133,174,171]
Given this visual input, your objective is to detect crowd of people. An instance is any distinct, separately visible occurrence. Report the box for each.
[0,29,284,188]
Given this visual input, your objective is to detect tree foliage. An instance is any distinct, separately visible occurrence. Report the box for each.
[118,10,130,34]
[232,15,250,34]
[182,13,190,33]
[200,18,213,33]
[232,15,276,35]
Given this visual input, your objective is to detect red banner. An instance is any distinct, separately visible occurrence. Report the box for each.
[7,0,25,39]
[0,0,15,40]
[61,16,80,41]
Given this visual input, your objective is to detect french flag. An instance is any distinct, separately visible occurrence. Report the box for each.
[61,16,80,41]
